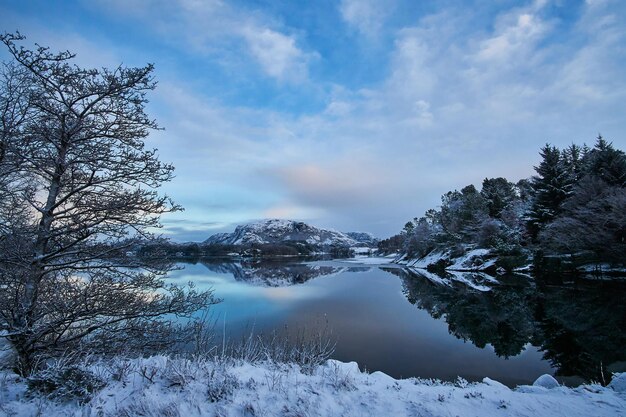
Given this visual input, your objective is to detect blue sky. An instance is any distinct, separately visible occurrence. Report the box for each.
[1,0,625,239]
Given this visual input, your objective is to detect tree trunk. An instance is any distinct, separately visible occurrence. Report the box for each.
[13,131,69,375]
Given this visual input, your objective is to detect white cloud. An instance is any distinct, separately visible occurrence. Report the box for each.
[339,0,393,37]
[477,13,548,62]
[11,0,623,237]
[147,0,626,236]
[240,26,317,83]
[90,0,317,82]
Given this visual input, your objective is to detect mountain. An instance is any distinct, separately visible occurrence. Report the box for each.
[203,219,366,248]
[345,232,379,246]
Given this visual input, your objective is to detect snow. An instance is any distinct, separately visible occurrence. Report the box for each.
[610,374,626,393]
[2,357,624,417]
[533,374,560,389]
[204,219,362,248]
[406,248,497,272]
[447,248,496,271]
[407,250,449,268]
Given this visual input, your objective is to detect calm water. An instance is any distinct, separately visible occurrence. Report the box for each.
[165,258,626,387]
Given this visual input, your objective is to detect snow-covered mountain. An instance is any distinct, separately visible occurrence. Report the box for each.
[345,231,378,246]
[203,219,366,247]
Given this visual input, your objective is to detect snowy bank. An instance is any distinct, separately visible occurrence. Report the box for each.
[402,248,500,272]
[1,357,624,417]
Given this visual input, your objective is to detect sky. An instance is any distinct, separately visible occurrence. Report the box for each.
[1,0,625,240]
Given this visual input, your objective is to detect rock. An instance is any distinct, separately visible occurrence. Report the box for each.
[533,374,559,389]
[609,373,626,393]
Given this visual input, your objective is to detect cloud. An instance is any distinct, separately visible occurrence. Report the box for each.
[241,26,317,83]
[476,12,548,62]
[339,0,393,38]
[90,0,317,83]
[100,0,626,237]
[6,0,624,238]
[266,162,389,209]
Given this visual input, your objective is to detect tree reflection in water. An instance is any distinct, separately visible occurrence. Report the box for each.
[388,268,626,385]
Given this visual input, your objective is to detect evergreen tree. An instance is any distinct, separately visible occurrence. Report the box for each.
[540,177,626,262]
[480,177,517,218]
[528,144,572,237]
[582,135,626,186]
[515,178,534,203]
[439,185,487,242]
[562,143,585,183]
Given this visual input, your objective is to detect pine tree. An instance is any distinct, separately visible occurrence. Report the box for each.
[480,177,517,218]
[528,144,572,237]
[562,143,584,183]
[582,135,626,186]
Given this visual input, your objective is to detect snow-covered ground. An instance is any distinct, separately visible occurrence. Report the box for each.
[1,357,624,417]
[404,248,498,272]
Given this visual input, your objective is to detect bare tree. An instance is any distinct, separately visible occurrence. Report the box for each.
[0,33,216,375]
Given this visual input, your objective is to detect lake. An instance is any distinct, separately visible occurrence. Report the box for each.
[165,258,626,387]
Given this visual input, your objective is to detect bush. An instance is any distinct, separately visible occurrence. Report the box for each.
[27,365,106,403]
[207,367,239,402]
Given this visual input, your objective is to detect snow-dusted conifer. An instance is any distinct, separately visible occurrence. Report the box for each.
[528,144,572,237]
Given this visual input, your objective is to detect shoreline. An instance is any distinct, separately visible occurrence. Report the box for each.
[2,356,624,417]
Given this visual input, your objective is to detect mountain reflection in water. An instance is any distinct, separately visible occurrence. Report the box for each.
[171,259,626,386]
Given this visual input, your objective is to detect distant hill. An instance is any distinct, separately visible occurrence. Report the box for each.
[136,219,378,259]
[204,219,371,248]
[345,231,378,246]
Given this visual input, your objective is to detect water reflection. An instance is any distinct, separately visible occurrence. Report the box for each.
[389,268,626,384]
[198,258,366,286]
[535,285,626,385]
[170,259,626,385]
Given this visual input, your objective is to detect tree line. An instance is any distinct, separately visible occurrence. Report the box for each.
[379,137,626,270]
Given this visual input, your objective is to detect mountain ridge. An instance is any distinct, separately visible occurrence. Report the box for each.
[203,219,377,248]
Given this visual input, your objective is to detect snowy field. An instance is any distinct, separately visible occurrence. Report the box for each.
[1,357,624,417]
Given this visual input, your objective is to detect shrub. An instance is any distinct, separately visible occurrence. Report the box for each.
[27,365,106,403]
[207,367,239,402]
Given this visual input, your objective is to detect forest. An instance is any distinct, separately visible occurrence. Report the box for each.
[379,137,626,273]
